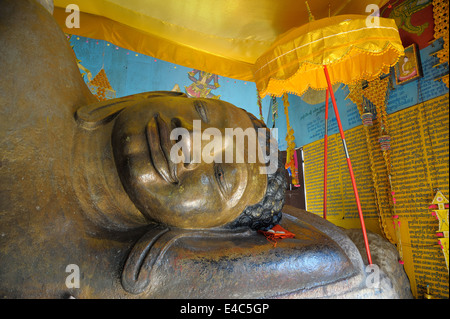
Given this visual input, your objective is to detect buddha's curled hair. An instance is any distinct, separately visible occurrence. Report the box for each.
[227,111,287,231]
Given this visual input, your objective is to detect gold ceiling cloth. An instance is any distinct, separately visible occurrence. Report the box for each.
[253,15,404,98]
[53,0,388,81]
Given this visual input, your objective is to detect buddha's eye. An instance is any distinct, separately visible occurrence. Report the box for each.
[194,100,209,123]
[214,164,229,198]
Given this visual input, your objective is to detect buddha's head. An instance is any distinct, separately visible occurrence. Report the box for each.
[76,91,286,230]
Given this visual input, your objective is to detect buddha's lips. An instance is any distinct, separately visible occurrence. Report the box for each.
[146,114,179,184]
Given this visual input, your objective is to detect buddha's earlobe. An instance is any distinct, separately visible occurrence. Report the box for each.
[75,91,188,130]
[75,98,133,130]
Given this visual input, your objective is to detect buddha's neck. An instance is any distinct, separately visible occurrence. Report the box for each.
[71,120,149,230]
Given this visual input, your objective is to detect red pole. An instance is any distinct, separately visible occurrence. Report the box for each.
[323,65,373,265]
[323,89,329,219]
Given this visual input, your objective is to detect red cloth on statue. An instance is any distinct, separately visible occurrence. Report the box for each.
[258,224,295,247]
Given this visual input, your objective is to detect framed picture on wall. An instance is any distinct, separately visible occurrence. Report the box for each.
[395,43,422,85]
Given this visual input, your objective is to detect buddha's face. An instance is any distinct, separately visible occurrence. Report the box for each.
[111,96,267,229]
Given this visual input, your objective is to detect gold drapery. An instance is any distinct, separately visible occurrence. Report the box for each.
[53,0,388,81]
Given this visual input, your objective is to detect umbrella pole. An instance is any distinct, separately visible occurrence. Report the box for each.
[323,65,373,265]
[323,89,329,219]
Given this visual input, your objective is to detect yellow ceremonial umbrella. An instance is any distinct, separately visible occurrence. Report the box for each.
[253,12,404,265]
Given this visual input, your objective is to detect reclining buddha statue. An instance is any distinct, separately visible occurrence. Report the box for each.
[0,0,408,298]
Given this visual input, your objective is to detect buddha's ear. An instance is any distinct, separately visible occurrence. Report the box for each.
[75,91,187,130]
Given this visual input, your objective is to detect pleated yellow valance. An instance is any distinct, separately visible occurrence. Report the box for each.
[253,15,404,98]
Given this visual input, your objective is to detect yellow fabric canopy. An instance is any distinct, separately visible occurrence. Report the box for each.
[53,0,389,81]
[253,15,404,98]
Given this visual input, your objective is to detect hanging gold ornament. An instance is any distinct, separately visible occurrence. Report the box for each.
[347,82,394,243]
[432,0,449,88]
[363,77,391,151]
[256,90,263,121]
[283,93,299,186]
